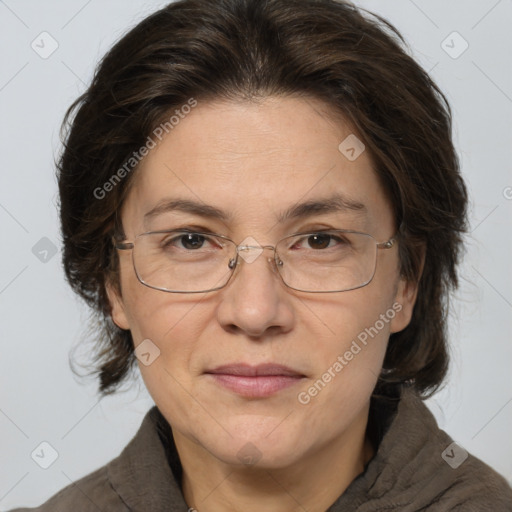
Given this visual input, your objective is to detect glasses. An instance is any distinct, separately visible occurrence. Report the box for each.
[113,229,397,293]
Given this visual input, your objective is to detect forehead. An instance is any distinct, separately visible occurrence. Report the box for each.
[121,96,394,237]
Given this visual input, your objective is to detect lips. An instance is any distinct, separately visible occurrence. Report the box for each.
[205,363,304,377]
[205,363,306,398]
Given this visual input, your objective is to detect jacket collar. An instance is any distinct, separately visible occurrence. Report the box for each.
[107,406,189,510]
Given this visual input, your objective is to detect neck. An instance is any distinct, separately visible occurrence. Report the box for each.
[174,405,374,512]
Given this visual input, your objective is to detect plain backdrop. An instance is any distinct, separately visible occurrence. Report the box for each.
[0,0,511,508]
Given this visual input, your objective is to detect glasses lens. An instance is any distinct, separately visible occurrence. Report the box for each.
[275,231,377,292]
[133,231,235,292]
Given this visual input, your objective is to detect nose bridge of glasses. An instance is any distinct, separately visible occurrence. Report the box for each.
[237,243,274,252]
[231,241,281,269]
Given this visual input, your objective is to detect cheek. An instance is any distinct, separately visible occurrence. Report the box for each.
[303,286,398,399]
[314,282,396,352]
[118,251,200,343]
[126,296,220,435]
[121,283,213,384]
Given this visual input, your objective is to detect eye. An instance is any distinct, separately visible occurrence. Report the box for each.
[306,233,333,250]
[162,232,212,250]
[181,233,206,250]
[293,232,350,250]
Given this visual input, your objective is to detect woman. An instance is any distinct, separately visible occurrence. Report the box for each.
[10,0,512,510]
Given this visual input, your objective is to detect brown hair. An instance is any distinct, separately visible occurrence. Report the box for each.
[58,0,468,397]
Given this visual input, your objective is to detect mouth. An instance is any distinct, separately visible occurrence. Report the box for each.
[204,363,306,398]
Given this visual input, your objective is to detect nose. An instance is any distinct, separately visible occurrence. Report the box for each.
[216,245,294,338]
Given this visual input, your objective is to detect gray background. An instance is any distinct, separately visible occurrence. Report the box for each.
[0,0,511,508]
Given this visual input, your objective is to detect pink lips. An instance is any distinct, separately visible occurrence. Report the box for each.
[205,363,305,398]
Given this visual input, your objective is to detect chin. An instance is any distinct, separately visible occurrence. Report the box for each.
[214,440,303,470]
[202,421,304,469]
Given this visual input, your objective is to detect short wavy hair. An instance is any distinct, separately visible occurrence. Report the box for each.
[58,0,468,397]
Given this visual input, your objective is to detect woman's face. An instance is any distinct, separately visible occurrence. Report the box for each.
[107,96,418,469]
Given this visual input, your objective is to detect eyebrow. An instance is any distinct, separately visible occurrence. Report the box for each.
[143,193,367,224]
[277,193,367,222]
[144,199,231,223]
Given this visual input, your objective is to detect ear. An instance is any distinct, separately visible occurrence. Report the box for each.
[389,246,426,334]
[105,278,130,330]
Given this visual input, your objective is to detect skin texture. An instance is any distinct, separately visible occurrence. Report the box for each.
[106,96,421,512]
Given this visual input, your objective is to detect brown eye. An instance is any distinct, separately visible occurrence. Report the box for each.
[307,234,332,250]
[162,233,208,250]
[179,233,206,250]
